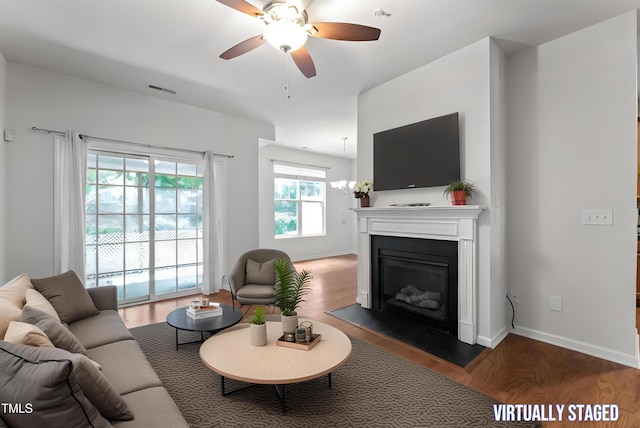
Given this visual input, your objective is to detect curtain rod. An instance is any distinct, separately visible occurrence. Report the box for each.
[31,126,66,136]
[79,134,234,159]
[32,127,234,159]
[271,159,330,170]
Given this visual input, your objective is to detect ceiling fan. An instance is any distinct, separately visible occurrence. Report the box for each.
[215,0,381,78]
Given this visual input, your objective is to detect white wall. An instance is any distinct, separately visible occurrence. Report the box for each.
[489,40,508,346]
[357,37,508,347]
[506,12,639,367]
[258,141,356,260]
[0,52,6,281]
[4,63,275,281]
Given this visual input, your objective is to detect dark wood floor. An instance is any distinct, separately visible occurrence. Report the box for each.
[119,255,640,427]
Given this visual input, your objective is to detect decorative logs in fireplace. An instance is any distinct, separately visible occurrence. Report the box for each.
[395,284,441,310]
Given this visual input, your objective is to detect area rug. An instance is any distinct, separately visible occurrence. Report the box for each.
[130,322,532,428]
[328,304,485,367]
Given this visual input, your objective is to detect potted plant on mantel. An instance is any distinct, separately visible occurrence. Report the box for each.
[244,305,267,346]
[274,258,312,335]
[353,179,374,207]
[443,179,478,206]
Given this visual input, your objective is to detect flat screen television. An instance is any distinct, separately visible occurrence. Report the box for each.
[373,112,460,191]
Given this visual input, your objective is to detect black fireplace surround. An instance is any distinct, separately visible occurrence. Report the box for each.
[371,235,458,336]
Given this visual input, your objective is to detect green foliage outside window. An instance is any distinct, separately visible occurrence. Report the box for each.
[273,166,325,238]
[275,201,297,236]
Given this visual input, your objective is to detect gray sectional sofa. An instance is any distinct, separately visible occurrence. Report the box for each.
[0,272,189,428]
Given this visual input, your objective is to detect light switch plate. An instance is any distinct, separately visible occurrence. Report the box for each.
[3,130,13,142]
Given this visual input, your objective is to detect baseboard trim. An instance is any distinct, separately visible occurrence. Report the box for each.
[512,326,640,368]
[634,329,640,368]
[477,326,509,348]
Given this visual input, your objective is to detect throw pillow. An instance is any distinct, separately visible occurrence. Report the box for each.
[0,299,21,340]
[0,273,33,307]
[31,270,98,324]
[4,321,55,348]
[25,288,61,321]
[0,342,110,428]
[20,305,87,355]
[0,342,132,421]
[245,258,276,284]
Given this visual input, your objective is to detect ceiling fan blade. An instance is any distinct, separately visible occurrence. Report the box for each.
[308,22,381,41]
[290,46,316,78]
[215,0,264,18]
[220,35,266,60]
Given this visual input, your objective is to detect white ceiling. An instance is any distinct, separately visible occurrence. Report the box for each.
[1,0,639,158]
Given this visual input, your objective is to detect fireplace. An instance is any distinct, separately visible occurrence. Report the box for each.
[372,236,458,335]
[352,206,485,345]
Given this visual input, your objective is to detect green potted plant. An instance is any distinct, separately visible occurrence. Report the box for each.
[273,258,312,334]
[443,179,478,206]
[244,306,267,346]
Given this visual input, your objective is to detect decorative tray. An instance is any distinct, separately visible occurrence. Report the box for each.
[276,334,322,351]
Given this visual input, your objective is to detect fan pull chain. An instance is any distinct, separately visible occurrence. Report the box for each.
[284,54,291,100]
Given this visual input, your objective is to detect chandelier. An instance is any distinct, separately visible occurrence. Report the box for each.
[329,137,355,194]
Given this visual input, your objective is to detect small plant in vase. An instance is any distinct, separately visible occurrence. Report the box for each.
[353,179,373,207]
[443,180,478,206]
[244,306,267,346]
[274,258,312,335]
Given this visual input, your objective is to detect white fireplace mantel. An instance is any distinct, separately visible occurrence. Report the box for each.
[352,206,486,345]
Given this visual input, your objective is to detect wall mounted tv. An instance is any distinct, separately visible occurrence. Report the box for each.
[373,112,460,191]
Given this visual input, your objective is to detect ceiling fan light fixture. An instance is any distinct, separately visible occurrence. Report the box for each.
[264,19,308,52]
[303,24,317,36]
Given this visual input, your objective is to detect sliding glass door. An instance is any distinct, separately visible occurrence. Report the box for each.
[153,160,203,296]
[85,151,203,304]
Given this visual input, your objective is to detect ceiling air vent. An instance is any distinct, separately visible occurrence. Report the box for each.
[147,84,176,95]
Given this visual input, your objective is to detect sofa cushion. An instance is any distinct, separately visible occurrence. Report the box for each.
[69,310,134,349]
[31,270,98,324]
[0,299,21,340]
[245,258,276,285]
[113,387,189,428]
[0,273,33,307]
[87,340,162,395]
[0,341,132,421]
[25,288,61,321]
[236,284,275,299]
[0,341,110,428]
[4,321,55,347]
[20,305,87,355]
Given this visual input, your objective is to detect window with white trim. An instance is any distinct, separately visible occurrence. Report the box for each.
[273,162,326,238]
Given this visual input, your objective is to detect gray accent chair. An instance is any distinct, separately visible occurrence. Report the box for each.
[229,249,291,307]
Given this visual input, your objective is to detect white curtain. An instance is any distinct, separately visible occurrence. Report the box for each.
[202,151,226,295]
[53,131,87,279]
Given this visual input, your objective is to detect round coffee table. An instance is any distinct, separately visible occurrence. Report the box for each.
[166,304,242,350]
[199,319,352,413]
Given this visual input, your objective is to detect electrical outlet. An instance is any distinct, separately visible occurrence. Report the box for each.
[510,290,520,303]
[550,296,563,312]
[581,209,613,226]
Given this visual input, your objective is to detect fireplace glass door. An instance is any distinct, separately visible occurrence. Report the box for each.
[381,256,448,325]
[371,235,458,335]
